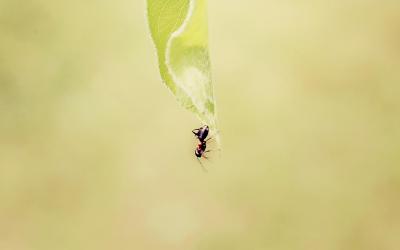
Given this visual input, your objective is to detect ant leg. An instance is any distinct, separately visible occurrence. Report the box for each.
[205,137,218,148]
[203,151,211,159]
[196,158,208,172]
[202,155,212,163]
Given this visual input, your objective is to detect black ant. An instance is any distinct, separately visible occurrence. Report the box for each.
[192,125,212,171]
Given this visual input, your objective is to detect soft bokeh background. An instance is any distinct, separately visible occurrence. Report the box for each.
[1,0,400,249]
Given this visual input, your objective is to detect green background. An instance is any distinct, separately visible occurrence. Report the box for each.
[1,1,399,249]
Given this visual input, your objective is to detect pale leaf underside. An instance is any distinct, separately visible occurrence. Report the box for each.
[147,0,219,139]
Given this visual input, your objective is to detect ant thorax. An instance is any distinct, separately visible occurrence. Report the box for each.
[192,125,212,167]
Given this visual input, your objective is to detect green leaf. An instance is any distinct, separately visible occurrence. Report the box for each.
[147,0,218,135]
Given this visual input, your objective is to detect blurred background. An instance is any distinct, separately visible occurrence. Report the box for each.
[1,0,400,249]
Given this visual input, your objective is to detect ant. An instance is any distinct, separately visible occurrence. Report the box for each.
[192,125,213,171]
